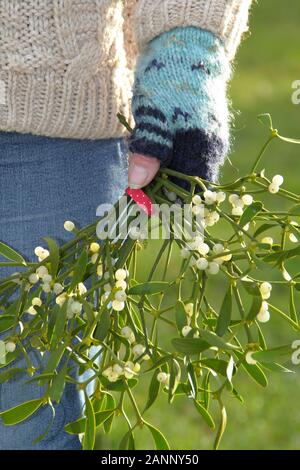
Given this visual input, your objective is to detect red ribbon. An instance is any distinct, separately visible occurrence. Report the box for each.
[126,188,155,216]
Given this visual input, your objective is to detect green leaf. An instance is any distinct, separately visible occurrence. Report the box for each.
[144,371,160,412]
[0,315,15,333]
[242,281,261,297]
[234,351,268,387]
[261,363,294,374]
[93,309,111,342]
[44,343,66,374]
[0,241,26,264]
[146,355,171,372]
[145,422,170,450]
[252,345,292,363]
[239,202,263,228]
[187,362,198,399]
[200,359,229,377]
[216,286,232,337]
[51,302,68,347]
[202,372,211,410]
[68,250,88,292]
[0,349,20,369]
[0,398,44,425]
[253,223,277,238]
[127,432,135,450]
[33,402,56,444]
[168,359,179,404]
[103,394,115,434]
[199,330,239,351]
[247,296,262,321]
[50,361,68,403]
[257,323,267,350]
[289,204,300,216]
[172,338,210,355]
[43,237,60,278]
[128,282,170,295]
[289,285,298,325]
[214,403,227,450]
[81,298,95,325]
[100,377,138,392]
[83,392,96,450]
[175,300,188,332]
[0,367,24,384]
[232,387,244,403]
[65,410,114,435]
[119,430,135,450]
[194,401,215,429]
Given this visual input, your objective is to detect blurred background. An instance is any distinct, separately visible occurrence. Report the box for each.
[99,0,300,450]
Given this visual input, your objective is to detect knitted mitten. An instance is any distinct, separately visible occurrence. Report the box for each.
[129,27,231,184]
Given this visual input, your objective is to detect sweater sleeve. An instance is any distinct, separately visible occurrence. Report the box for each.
[133,0,252,60]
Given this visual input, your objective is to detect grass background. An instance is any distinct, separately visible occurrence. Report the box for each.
[98,0,300,450]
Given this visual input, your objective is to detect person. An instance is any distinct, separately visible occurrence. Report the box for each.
[0,0,252,450]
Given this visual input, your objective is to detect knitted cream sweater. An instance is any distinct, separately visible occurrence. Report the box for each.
[0,1,252,140]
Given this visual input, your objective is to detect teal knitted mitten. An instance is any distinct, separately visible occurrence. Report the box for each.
[129,27,231,183]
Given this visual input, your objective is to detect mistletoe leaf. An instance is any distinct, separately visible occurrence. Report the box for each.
[128,282,170,295]
[0,398,44,425]
[239,202,263,228]
[145,422,170,450]
[83,392,96,450]
[216,286,232,337]
[194,400,215,429]
[43,237,60,278]
[0,242,26,264]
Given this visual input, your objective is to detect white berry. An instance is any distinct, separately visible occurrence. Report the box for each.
[207,262,220,276]
[90,242,100,254]
[114,290,127,302]
[232,207,244,217]
[32,297,42,307]
[115,269,127,281]
[27,306,37,316]
[196,258,209,271]
[70,301,82,315]
[182,325,192,337]
[112,300,125,312]
[257,309,270,323]
[64,221,75,232]
[261,237,273,246]
[272,175,284,186]
[36,266,48,278]
[133,344,146,357]
[53,283,64,295]
[242,194,253,206]
[157,372,169,384]
[28,273,39,285]
[5,342,16,353]
[268,183,280,194]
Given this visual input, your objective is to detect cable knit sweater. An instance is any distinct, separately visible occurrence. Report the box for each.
[0,1,252,140]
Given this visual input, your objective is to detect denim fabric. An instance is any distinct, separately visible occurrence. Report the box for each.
[0,131,128,449]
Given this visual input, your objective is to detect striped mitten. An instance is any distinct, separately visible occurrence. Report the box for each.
[129,26,231,184]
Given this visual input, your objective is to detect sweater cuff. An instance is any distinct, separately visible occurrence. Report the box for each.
[134,0,252,60]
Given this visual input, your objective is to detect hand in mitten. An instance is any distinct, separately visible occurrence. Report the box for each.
[128,27,231,189]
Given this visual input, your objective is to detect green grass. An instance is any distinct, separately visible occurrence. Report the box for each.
[98,0,300,450]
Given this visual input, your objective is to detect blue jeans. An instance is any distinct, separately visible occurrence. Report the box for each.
[0,131,128,449]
